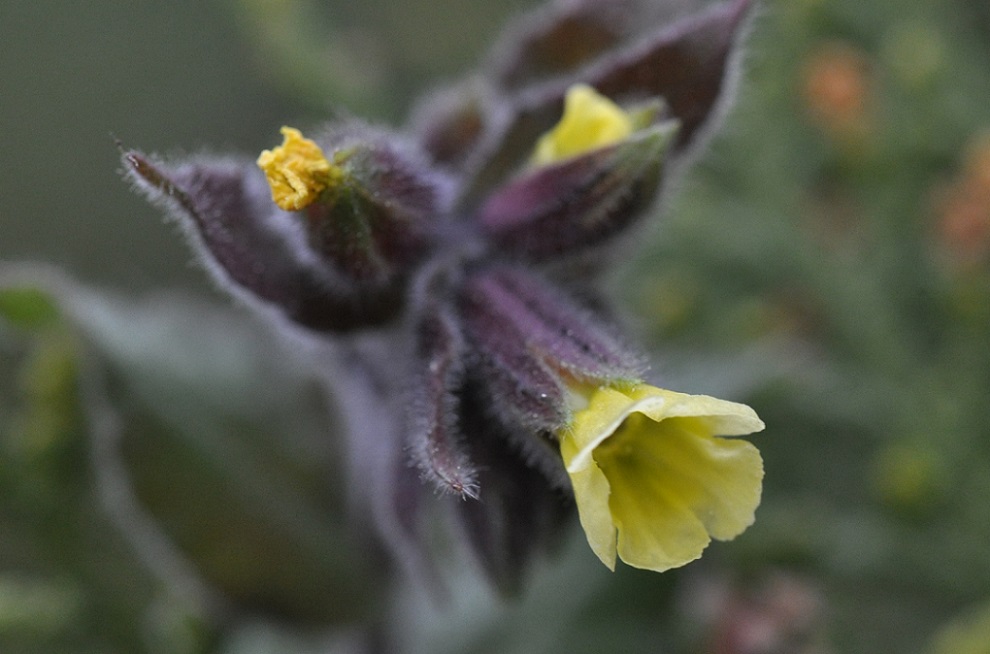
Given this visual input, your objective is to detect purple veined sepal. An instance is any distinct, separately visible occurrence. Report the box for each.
[478,117,677,261]
[401,266,574,593]
[458,278,568,435]
[405,294,480,500]
[295,123,457,285]
[462,266,644,382]
[456,265,644,483]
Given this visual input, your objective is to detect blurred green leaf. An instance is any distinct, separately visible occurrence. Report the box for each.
[0,287,61,331]
[226,0,538,119]
[928,600,990,654]
[1,265,385,652]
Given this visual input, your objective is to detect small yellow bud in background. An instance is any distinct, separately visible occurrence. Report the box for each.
[531,84,635,166]
[257,127,340,211]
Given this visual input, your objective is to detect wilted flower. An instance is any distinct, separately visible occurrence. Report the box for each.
[256,126,340,211]
[122,0,762,591]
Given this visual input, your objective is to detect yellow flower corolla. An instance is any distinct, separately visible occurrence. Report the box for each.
[531,84,635,166]
[257,126,342,211]
[559,383,764,572]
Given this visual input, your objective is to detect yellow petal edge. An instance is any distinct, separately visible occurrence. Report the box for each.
[559,383,765,572]
[531,84,635,166]
[257,126,341,211]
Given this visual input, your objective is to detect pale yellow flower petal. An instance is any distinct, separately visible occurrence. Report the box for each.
[606,415,763,570]
[560,383,765,572]
[531,84,635,166]
[565,459,617,570]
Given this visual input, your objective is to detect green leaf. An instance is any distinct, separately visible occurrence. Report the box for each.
[0,287,61,330]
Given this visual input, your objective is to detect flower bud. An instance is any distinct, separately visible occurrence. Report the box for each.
[465,0,754,197]
[479,111,676,260]
[411,81,493,170]
[488,0,628,90]
[585,0,754,151]
[530,84,634,166]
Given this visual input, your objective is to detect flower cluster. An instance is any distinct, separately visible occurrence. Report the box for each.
[123,0,763,591]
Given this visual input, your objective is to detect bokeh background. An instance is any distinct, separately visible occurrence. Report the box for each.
[4,0,990,652]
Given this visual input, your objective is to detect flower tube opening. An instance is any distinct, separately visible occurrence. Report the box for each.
[560,384,764,572]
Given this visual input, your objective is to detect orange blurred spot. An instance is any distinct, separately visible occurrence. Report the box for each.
[801,42,871,138]
[934,132,990,263]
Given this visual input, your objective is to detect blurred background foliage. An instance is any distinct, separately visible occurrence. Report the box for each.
[3,0,990,652]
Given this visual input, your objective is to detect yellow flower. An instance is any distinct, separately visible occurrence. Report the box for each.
[531,84,635,166]
[559,383,764,572]
[257,126,342,211]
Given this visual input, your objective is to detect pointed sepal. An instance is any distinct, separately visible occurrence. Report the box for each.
[479,121,676,260]
[487,0,635,90]
[406,301,479,499]
[458,273,568,436]
[122,151,400,331]
[585,0,755,152]
[467,267,644,382]
[452,388,572,596]
[457,265,643,471]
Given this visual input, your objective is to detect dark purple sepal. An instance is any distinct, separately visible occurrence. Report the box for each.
[478,122,676,261]
[464,0,753,201]
[456,266,643,464]
[452,386,572,596]
[584,0,754,151]
[486,0,629,91]
[406,304,479,499]
[304,126,455,285]
[458,275,568,434]
[122,151,400,332]
[475,267,644,382]
[487,0,721,91]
